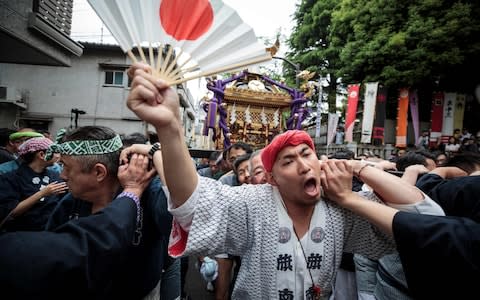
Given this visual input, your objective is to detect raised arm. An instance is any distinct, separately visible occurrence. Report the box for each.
[126,63,198,207]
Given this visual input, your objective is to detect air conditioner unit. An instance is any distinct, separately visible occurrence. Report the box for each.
[0,86,27,109]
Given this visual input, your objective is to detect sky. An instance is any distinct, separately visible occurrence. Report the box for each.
[70,0,299,103]
[71,0,297,49]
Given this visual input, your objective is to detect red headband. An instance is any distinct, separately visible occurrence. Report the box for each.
[261,130,315,172]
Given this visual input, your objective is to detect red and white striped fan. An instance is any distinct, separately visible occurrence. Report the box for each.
[87,0,272,85]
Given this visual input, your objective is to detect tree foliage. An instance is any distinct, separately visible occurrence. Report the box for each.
[288,0,480,112]
[287,0,340,112]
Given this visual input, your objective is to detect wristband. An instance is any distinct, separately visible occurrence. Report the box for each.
[357,163,373,179]
[148,142,161,158]
[117,191,141,222]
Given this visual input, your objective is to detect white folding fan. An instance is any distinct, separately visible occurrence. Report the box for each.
[87,0,273,85]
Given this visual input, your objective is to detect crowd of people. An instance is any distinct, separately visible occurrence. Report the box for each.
[0,62,478,300]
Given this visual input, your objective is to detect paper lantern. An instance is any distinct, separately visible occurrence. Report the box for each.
[87,0,272,85]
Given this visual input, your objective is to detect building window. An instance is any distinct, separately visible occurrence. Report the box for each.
[104,71,124,87]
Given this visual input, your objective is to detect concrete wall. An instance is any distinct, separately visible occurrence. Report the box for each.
[0,52,131,134]
[0,0,81,66]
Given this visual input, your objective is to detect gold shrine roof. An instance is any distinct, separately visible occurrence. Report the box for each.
[224,87,291,108]
[222,72,292,108]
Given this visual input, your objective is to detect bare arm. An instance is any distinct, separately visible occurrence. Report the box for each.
[429,166,468,178]
[126,63,198,207]
[341,194,398,236]
[401,164,429,185]
[215,258,233,300]
[12,182,68,217]
[350,160,424,204]
[320,160,397,235]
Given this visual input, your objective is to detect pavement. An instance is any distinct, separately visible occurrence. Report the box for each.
[182,256,216,300]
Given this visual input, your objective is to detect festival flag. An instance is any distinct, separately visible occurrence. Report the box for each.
[454,94,466,132]
[430,92,444,148]
[345,84,360,142]
[372,85,387,144]
[327,113,339,145]
[315,78,323,139]
[441,92,456,142]
[360,82,378,144]
[395,88,409,148]
[409,89,420,145]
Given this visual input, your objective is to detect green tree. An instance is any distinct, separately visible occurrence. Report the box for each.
[289,0,480,114]
[331,0,480,92]
[287,0,341,112]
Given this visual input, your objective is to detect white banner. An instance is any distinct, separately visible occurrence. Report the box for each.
[315,78,323,139]
[327,113,339,145]
[360,82,378,143]
[442,92,457,136]
[454,94,465,133]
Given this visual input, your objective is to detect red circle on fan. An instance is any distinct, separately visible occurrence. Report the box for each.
[160,0,214,41]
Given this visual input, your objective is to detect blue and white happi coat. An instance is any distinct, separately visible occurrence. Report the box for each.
[167,175,442,299]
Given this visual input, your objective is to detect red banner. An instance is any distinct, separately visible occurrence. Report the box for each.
[345,84,360,142]
[430,92,444,148]
[395,88,409,148]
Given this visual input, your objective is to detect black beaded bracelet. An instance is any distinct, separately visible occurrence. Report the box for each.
[148,142,161,158]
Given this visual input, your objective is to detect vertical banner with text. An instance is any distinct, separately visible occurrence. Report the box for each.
[345,84,360,143]
[454,94,466,132]
[409,89,420,145]
[315,78,323,139]
[395,88,409,148]
[430,92,444,148]
[327,113,339,145]
[441,92,457,141]
[372,85,387,144]
[360,82,378,143]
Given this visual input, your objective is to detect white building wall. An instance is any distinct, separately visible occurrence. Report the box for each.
[0,44,195,138]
